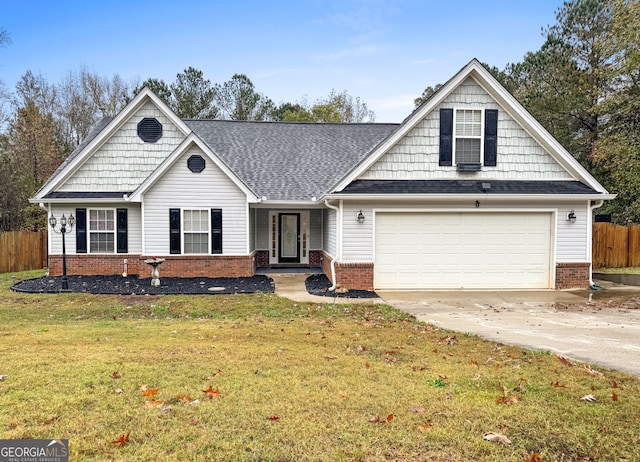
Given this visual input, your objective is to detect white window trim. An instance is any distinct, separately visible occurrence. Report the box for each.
[453,108,484,165]
[182,208,210,255]
[88,208,116,254]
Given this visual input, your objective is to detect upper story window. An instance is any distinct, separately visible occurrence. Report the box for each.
[454,109,482,165]
[439,108,498,169]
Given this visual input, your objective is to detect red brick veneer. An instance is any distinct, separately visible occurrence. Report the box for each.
[320,252,374,291]
[47,254,255,278]
[555,262,591,289]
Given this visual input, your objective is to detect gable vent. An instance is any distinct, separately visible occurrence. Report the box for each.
[137,118,163,143]
[187,155,206,173]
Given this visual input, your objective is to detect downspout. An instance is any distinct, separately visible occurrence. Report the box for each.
[324,199,341,291]
[589,200,605,288]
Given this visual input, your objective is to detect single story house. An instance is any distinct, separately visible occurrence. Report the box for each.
[32,59,614,290]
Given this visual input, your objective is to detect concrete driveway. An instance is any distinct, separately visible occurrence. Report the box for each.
[378,281,640,377]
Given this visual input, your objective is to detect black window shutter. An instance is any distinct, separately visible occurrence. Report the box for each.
[170,209,181,254]
[484,109,498,167]
[211,209,222,254]
[116,208,128,253]
[75,208,87,253]
[439,108,453,166]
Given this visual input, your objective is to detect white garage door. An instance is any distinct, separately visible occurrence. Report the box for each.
[375,212,552,290]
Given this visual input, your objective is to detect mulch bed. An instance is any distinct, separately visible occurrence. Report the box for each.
[305,274,378,299]
[11,275,275,295]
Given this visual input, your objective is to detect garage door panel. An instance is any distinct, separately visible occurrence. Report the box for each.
[375,212,552,290]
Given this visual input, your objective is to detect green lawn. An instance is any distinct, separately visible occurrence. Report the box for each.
[1,271,639,461]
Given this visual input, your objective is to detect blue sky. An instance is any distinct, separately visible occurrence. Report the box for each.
[1,0,563,122]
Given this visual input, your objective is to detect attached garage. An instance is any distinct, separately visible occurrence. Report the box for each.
[374,212,553,290]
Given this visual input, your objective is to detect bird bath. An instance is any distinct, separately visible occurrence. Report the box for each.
[144,258,165,287]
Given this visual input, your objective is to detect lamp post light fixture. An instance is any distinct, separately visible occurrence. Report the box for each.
[567,210,577,224]
[49,213,75,291]
[357,210,365,224]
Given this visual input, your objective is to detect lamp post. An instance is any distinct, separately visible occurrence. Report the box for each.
[49,213,75,291]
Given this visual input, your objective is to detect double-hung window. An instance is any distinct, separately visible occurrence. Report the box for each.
[439,108,498,169]
[454,109,482,165]
[89,209,115,253]
[183,209,209,254]
[170,208,223,255]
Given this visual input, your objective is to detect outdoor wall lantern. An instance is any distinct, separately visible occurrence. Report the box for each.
[49,213,75,291]
[357,210,365,224]
[567,210,577,223]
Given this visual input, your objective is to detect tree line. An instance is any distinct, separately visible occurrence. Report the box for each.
[0,50,375,232]
[416,0,640,223]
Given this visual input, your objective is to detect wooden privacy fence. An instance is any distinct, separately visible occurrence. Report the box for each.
[0,230,48,273]
[592,222,640,269]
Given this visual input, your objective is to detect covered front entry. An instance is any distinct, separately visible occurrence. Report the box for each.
[268,210,310,265]
[374,211,553,290]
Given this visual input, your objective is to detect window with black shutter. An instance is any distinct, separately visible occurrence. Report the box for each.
[117,208,128,253]
[75,208,87,253]
[211,209,222,254]
[169,209,181,254]
[439,108,453,166]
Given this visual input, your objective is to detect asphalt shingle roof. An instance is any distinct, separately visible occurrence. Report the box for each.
[185,120,399,201]
[339,179,600,195]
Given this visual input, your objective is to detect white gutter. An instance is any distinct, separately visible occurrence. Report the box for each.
[589,200,606,287]
[324,199,341,291]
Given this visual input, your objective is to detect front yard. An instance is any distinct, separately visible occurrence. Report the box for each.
[1,271,639,461]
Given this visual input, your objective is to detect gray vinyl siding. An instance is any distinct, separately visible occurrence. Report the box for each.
[254,209,270,250]
[309,209,322,249]
[340,201,590,263]
[360,77,573,181]
[323,208,337,257]
[143,146,248,255]
[249,208,257,253]
[49,203,141,255]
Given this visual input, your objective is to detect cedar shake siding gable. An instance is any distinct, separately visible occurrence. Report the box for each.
[359,77,574,181]
[59,101,185,192]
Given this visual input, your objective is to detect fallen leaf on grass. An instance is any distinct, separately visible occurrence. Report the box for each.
[111,432,130,445]
[583,364,603,376]
[324,354,338,360]
[557,355,574,367]
[612,380,619,388]
[417,421,432,432]
[177,393,192,403]
[369,414,394,423]
[205,369,222,380]
[202,386,220,399]
[115,388,123,394]
[142,388,159,398]
[44,416,58,425]
[611,392,619,401]
[551,381,567,388]
[523,453,543,462]
[409,406,426,414]
[0,374,9,381]
[268,416,280,422]
[496,395,520,405]
[111,371,121,379]
[143,400,164,409]
[580,394,597,402]
[482,431,511,445]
